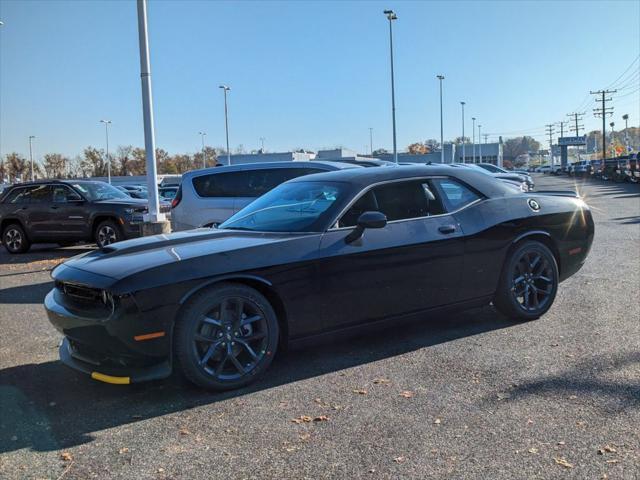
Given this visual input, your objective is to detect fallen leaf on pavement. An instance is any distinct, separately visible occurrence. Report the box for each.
[373,378,390,385]
[299,433,311,441]
[118,447,129,454]
[393,456,406,463]
[433,418,441,425]
[605,459,619,464]
[554,457,573,469]
[291,415,313,424]
[179,428,190,436]
[313,415,329,422]
[353,389,368,395]
[400,391,414,398]
[528,448,538,454]
[60,452,73,462]
[598,445,617,454]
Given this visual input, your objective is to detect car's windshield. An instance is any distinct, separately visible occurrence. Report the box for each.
[71,182,131,201]
[219,181,348,232]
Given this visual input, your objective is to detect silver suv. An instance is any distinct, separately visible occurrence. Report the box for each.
[171,161,359,231]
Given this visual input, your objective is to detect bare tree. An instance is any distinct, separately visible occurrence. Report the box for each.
[42,153,68,178]
[5,153,29,182]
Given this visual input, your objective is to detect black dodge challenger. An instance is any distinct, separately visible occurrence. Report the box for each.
[45,165,594,390]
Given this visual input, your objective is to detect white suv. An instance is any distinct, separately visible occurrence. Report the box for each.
[171,161,359,231]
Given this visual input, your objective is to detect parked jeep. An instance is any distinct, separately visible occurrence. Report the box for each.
[0,180,147,253]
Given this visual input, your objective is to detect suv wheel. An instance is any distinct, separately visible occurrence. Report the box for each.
[95,220,122,248]
[2,223,31,254]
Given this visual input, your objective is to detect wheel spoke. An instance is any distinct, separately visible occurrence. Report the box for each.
[513,275,525,285]
[532,289,540,308]
[202,316,222,327]
[534,275,552,283]
[215,353,228,375]
[523,287,531,309]
[199,341,222,365]
[240,314,262,327]
[233,299,244,329]
[242,332,266,342]
[219,299,229,322]
[228,353,246,374]
[237,339,258,359]
[195,333,217,343]
[529,254,541,272]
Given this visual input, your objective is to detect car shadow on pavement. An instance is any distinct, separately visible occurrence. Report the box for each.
[0,281,52,303]
[480,351,640,414]
[0,244,94,267]
[1,305,512,454]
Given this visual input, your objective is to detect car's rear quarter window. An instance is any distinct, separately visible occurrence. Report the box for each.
[192,167,325,198]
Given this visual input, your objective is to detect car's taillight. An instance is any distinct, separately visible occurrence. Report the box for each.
[171,185,182,209]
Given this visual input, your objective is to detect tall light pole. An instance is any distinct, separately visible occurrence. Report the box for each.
[384,10,398,164]
[609,121,616,157]
[437,75,445,163]
[219,85,231,165]
[137,0,162,222]
[478,124,482,163]
[259,137,265,152]
[369,127,373,155]
[471,117,476,163]
[100,120,112,183]
[460,101,466,163]
[198,131,207,168]
[28,135,36,181]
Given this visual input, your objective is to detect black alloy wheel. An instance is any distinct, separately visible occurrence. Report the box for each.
[95,220,122,248]
[174,283,279,390]
[2,223,30,254]
[494,240,558,321]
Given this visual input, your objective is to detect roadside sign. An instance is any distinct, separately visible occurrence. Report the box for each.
[558,136,587,146]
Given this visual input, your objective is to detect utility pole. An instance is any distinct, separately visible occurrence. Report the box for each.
[436,75,445,164]
[483,133,489,144]
[460,101,466,163]
[591,89,616,160]
[567,112,585,136]
[369,127,373,156]
[622,114,630,153]
[545,124,555,166]
[384,10,398,164]
[471,117,476,163]
[219,85,231,165]
[136,0,163,223]
[28,135,36,181]
[609,122,616,157]
[557,120,565,139]
[198,131,207,168]
[259,137,265,152]
[478,124,482,163]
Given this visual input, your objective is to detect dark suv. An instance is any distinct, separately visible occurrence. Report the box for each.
[0,180,148,253]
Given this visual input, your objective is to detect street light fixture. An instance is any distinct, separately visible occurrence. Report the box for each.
[100,120,112,183]
[622,114,630,152]
[436,75,445,163]
[460,102,466,163]
[219,85,231,165]
[28,136,36,181]
[198,131,207,168]
[383,9,398,164]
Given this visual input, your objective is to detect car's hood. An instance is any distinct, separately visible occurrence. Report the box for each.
[59,228,315,284]
[492,173,526,182]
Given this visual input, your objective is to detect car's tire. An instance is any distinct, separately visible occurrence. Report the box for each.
[94,220,122,248]
[174,283,280,391]
[2,223,31,254]
[494,240,559,321]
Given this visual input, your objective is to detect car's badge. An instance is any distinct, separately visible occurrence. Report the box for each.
[528,198,540,212]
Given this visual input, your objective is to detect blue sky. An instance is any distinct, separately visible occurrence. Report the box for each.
[0,0,638,160]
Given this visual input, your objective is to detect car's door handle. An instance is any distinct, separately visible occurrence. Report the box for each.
[438,225,456,234]
[51,206,59,210]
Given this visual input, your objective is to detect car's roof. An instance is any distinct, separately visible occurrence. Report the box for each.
[182,161,360,179]
[288,163,515,198]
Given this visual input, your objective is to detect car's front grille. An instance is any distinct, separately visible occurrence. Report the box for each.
[58,282,103,304]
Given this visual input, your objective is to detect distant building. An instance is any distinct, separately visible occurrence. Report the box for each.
[373,143,456,164]
[221,151,315,165]
[456,142,503,166]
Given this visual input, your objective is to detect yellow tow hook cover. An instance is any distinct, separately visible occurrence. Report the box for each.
[91,372,131,385]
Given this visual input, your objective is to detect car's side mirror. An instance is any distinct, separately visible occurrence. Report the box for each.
[345,211,387,244]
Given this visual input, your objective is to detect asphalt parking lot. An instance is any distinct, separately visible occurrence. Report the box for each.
[0,174,638,480]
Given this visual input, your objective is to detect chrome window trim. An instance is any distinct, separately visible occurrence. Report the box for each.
[327,175,485,231]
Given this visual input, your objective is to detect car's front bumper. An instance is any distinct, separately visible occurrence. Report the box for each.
[45,288,175,384]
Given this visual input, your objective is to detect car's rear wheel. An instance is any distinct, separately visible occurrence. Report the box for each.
[174,283,279,390]
[95,220,122,248]
[494,240,558,321]
[2,223,31,254]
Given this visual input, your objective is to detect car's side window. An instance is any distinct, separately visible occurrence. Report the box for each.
[192,171,250,197]
[52,186,82,203]
[431,178,481,211]
[4,187,30,204]
[24,185,52,204]
[338,179,446,227]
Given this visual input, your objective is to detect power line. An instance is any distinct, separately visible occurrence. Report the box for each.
[606,55,639,90]
[567,112,585,136]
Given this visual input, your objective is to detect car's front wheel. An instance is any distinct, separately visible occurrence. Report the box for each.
[174,283,280,390]
[95,220,122,248]
[2,223,31,254]
[494,240,559,321]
